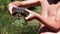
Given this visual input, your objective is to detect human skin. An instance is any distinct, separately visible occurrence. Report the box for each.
[8,0,60,34]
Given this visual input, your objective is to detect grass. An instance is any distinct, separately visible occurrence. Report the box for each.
[0,0,41,34]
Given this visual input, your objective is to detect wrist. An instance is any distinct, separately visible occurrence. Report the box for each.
[35,13,41,21]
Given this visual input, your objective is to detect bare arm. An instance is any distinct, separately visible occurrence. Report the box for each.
[25,8,60,32]
[39,0,49,28]
[36,13,60,32]
[11,0,41,7]
[8,0,43,15]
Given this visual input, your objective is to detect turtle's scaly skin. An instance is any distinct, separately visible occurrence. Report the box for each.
[12,7,29,17]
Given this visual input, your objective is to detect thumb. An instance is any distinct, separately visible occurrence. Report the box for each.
[8,3,18,15]
[25,13,32,21]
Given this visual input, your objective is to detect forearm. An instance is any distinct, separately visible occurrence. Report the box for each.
[11,0,40,8]
[36,14,60,32]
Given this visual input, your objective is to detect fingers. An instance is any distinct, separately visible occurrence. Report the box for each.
[25,9,36,21]
[25,9,33,20]
[25,13,32,20]
[25,8,32,13]
[8,3,18,15]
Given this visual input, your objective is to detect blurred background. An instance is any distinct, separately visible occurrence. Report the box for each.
[0,0,41,34]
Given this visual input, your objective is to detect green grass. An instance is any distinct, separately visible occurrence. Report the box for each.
[0,0,41,34]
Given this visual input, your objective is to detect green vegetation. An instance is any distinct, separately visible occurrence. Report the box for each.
[0,0,41,34]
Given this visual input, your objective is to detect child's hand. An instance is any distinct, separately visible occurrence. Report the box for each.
[25,9,37,21]
[8,3,18,15]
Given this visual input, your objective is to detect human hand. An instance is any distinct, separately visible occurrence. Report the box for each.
[8,3,18,15]
[8,2,38,21]
[25,9,37,21]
